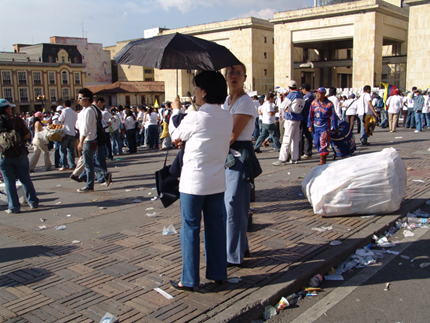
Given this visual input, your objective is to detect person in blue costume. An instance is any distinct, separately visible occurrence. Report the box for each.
[308,87,338,165]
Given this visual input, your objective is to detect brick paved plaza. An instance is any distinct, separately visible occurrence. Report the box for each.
[0,125,429,322]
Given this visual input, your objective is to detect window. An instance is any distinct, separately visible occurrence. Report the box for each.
[34,88,43,100]
[144,69,153,74]
[74,72,81,85]
[264,37,267,43]
[144,78,153,81]
[50,89,57,102]
[48,56,54,63]
[125,95,130,106]
[18,71,27,85]
[62,71,68,85]
[33,72,42,85]
[74,57,79,64]
[2,71,12,85]
[49,72,55,84]
[61,57,65,63]
[141,95,146,105]
[3,88,13,101]
[19,88,29,102]
[264,69,267,76]
[62,88,70,100]
[264,52,267,59]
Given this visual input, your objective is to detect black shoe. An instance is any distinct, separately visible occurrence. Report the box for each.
[169,280,194,292]
[70,174,84,182]
[227,262,243,268]
[244,250,251,258]
[77,187,94,193]
[105,173,112,186]
[254,148,262,153]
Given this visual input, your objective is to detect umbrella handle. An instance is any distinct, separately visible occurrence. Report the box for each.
[186,91,199,111]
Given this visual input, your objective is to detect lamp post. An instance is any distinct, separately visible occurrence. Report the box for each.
[36,94,45,112]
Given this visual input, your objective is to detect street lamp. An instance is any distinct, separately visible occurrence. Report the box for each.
[36,94,45,112]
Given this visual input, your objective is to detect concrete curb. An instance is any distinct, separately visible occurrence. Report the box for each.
[201,191,430,323]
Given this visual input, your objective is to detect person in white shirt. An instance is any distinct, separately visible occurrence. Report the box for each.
[52,106,63,168]
[109,107,123,155]
[328,87,342,120]
[423,91,430,129]
[254,92,280,152]
[102,107,113,160]
[385,89,403,132]
[143,107,159,149]
[169,71,233,291]
[356,85,379,145]
[58,100,77,170]
[343,94,358,132]
[405,87,417,128]
[124,109,137,154]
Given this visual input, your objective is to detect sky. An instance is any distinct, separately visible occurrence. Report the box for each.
[1,0,313,51]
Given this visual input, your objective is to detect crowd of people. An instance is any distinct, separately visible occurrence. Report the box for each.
[0,71,428,291]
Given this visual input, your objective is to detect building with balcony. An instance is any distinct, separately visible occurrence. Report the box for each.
[1,43,84,113]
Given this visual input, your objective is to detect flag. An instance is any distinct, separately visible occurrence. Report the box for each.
[42,107,46,113]
[154,99,159,108]
[381,82,398,102]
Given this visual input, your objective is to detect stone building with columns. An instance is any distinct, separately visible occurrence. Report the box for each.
[271,0,409,90]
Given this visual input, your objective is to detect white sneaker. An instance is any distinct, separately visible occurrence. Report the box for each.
[272,160,286,166]
[290,160,298,164]
[414,130,421,133]
[301,155,311,159]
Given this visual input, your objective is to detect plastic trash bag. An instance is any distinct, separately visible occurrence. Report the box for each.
[302,148,406,217]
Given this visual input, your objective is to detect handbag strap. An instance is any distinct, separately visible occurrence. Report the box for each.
[163,147,170,167]
[228,91,247,112]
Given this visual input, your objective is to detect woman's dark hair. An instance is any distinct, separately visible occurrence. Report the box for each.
[266,92,275,100]
[125,109,136,120]
[193,71,227,105]
[32,117,41,132]
[329,87,337,97]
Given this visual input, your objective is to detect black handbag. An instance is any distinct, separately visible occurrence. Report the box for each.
[155,149,180,208]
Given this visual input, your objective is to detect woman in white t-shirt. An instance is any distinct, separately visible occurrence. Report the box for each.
[143,107,159,149]
[222,63,261,266]
[423,92,430,129]
[343,94,357,132]
[124,110,137,153]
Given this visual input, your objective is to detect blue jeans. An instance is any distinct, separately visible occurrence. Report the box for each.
[82,140,98,190]
[223,158,251,264]
[253,117,260,141]
[405,108,416,128]
[54,141,62,167]
[147,125,159,148]
[254,123,281,150]
[60,135,76,168]
[359,114,367,143]
[81,145,108,183]
[179,192,227,287]
[415,110,423,131]
[424,113,430,128]
[111,130,123,155]
[0,154,39,212]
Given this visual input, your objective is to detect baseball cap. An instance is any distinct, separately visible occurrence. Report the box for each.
[393,89,400,95]
[314,87,326,94]
[348,93,356,99]
[56,105,64,112]
[288,80,297,88]
[34,111,45,118]
[0,99,16,108]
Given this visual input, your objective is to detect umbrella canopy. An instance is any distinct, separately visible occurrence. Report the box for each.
[114,32,242,71]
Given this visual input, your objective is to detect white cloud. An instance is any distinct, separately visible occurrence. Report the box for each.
[235,8,277,20]
[156,0,222,12]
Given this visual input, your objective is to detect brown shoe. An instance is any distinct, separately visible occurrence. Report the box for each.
[318,154,327,165]
[70,174,84,182]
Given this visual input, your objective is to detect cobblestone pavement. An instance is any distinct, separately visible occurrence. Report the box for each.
[0,125,429,322]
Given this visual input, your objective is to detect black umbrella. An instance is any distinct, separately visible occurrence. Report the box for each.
[113,32,241,71]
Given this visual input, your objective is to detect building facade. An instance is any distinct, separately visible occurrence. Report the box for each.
[1,44,84,113]
[271,0,408,90]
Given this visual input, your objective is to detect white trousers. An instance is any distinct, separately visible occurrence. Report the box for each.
[279,119,300,162]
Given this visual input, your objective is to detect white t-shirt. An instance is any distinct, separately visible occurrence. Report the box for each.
[222,94,256,141]
[110,114,121,131]
[58,107,77,136]
[344,99,357,116]
[124,116,136,130]
[356,92,372,116]
[423,95,429,114]
[146,112,159,125]
[102,110,113,133]
[171,104,233,195]
[386,95,403,114]
[259,101,276,125]
[328,96,342,120]
[406,93,415,108]
[402,96,408,111]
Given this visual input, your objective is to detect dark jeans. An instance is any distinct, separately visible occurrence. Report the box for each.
[405,108,416,128]
[300,123,313,156]
[126,128,137,153]
[54,141,62,167]
[147,125,159,149]
[60,135,76,168]
[105,132,113,159]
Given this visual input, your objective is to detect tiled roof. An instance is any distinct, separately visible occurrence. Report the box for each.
[87,81,165,94]
[0,52,32,62]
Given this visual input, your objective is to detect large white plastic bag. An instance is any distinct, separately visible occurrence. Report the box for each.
[302,148,406,217]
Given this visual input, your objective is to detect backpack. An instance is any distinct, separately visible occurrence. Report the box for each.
[0,115,24,158]
[377,98,384,109]
[90,105,107,147]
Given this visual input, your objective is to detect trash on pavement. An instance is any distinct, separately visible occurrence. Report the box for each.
[330,240,342,246]
[407,209,430,218]
[384,283,390,291]
[386,250,400,255]
[407,217,430,225]
[412,179,425,183]
[324,274,344,281]
[227,277,242,283]
[403,230,415,237]
[55,201,62,204]
[151,196,159,201]
[426,200,430,206]
[306,291,318,297]
[309,274,323,287]
[373,236,396,248]
[38,225,47,230]
[302,148,406,217]
[132,199,142,203]
[99,206,107,209]
[146,212,158,217]
[419,262,430,268]
[312,225,333,232]
[125,189,132,192]
[154,287,174,300]
[40,218,46,222]
[71,240,80,244]
[263,305,277,320]
[148,192,152,195]
[274,294,297,311]
[54,225,67,230]
[162,224,177,236]
[66,214,71,217]
[146,207,155,210]
[99,312,119,323]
